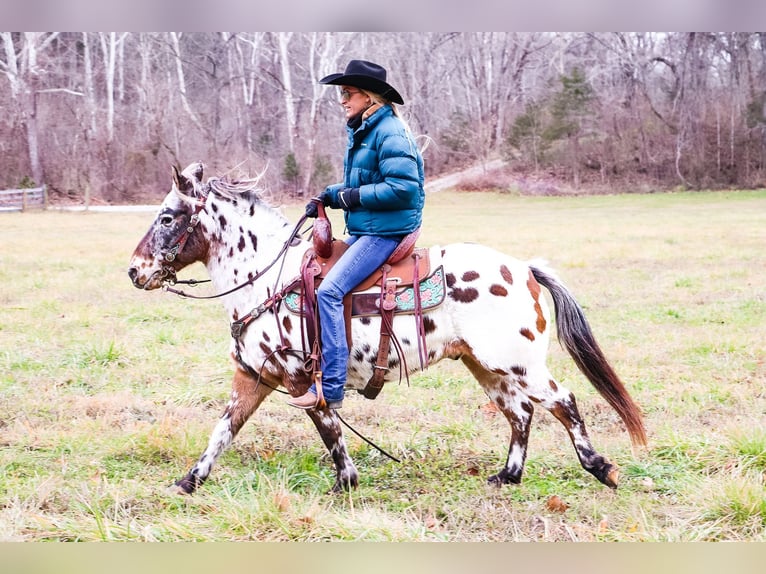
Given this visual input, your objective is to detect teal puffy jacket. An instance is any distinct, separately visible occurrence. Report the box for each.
[325,105,424,237]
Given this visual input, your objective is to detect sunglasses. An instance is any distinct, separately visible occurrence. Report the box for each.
[339,88,362,102]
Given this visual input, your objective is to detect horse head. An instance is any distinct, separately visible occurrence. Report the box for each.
[128,162,210,290]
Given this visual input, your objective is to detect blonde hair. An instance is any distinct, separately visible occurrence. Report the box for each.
[359,89,431,154]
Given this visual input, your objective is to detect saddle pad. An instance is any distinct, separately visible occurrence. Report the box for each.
[283,265,446,318]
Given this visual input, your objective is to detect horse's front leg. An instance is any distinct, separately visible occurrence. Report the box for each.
[461,355,534,485]
[173,365,274,494]
[305,408,359,492]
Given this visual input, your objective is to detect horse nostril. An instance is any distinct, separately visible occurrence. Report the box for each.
[128,267,138,282]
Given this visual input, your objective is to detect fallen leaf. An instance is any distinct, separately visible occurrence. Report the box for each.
[274,490,291,512]
[545,495,569,513]
[297,516,314,525]
[598,516,609,533]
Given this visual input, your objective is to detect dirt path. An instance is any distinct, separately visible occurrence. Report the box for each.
[424,158,505,192]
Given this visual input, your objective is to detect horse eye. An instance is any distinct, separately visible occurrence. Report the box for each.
[159,214,174,227]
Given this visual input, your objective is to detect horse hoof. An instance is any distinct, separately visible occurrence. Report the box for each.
[167,483,191,496]
[604,467,619,489]
[171,475,199,495]
[330,478,358,493]
[487,468,521,486]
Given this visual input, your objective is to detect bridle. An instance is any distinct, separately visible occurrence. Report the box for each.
[162,187,210,264]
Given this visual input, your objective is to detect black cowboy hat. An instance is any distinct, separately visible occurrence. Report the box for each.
[319,60,404,105]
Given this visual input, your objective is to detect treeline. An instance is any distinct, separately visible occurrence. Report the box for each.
[1,32,765,203]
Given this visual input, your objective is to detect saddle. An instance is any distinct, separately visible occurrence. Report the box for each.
[297,205,443,400]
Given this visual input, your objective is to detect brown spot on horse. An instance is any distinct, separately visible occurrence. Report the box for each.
[527,270,547,334]
[489,284,508,297]
[500,264,513,285]
[449,286,479,303]
[520,328,535,341]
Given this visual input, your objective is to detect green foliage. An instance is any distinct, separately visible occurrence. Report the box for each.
[18,175,36,189]
[544,67,596,142]
[507,70,595,173]
[440,111,472,156]
[506,100,550,167]
[282,152,300,184]
[311,154,334,190]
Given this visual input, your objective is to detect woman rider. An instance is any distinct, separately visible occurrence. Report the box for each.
[288,59,425,410]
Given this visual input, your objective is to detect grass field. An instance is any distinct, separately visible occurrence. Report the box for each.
[1,189,765,542]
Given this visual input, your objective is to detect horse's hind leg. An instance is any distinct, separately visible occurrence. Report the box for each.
[305,409,359,492]
[524,366,619,488]
[461,356,535,486]
[173,366,274,494]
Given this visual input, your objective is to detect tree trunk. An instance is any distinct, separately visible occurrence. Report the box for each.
[277,32,297,154]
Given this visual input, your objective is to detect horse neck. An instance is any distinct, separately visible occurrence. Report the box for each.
[201,193,305,310]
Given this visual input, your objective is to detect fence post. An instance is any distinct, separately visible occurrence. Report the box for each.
[43,184,48,209]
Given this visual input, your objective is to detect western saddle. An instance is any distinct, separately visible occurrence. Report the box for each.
[300,204,435,400]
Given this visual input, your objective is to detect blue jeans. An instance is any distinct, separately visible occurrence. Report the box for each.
[310,234,401,403]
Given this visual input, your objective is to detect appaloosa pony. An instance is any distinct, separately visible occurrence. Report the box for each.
[128,162,647,494]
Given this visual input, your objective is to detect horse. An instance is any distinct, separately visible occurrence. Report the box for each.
[128,162,647,495]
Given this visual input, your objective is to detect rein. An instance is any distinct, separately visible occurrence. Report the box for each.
[162,212,310,301]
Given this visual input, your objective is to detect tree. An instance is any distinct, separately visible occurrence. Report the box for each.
[544,67,596,187]
[507,101,549,171]
[282,152,300,195]
[0,32,60,186]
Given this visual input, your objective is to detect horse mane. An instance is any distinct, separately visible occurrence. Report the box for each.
[204,172,292,227]
[207,174,263,200]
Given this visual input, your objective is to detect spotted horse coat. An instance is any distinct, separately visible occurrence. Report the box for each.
[128,162,647,494]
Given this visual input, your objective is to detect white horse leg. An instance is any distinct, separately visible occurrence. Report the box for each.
[522,365,619,488]
[174,366,273,494]
[305,409,359,492]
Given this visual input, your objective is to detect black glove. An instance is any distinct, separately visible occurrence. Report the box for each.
[338,187,361,210]
[305,190,332,218]
[305,200,319,218]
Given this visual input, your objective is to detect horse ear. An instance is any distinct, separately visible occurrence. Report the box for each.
[191,162,204,182]
[172,165,192,192]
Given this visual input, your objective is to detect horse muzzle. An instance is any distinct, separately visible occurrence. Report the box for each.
[128,264,171,290]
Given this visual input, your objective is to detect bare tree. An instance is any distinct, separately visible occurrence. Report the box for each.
[1,32,766,199]
[0,32,59,186]
[168,32,206,135]
[276,32,297,155]
[99,32,128,143]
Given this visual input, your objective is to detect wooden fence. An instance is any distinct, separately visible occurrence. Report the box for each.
[0,186,47,211]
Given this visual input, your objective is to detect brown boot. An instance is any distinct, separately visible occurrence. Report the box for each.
[287,391,320,410]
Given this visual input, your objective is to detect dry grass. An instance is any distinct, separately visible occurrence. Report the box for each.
[1,189,765,541]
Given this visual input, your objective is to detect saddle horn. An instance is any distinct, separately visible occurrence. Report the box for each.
[312,199,333,259]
